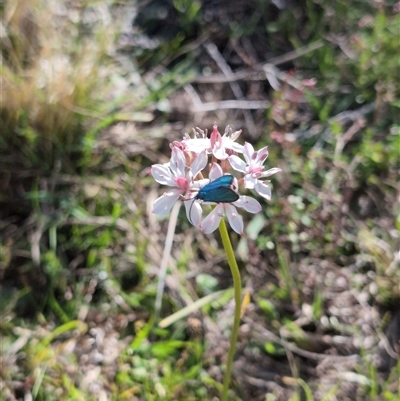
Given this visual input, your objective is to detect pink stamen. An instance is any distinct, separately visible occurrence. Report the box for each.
[210,123,222,149]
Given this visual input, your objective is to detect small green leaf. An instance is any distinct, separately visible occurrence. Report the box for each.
[196,273,218,293]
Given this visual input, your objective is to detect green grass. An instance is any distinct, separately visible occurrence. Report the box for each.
[1,0,399,400]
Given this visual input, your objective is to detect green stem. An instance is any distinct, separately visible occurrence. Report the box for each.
[219,218,242,401]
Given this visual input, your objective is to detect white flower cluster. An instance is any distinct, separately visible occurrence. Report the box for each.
[151,123,281,234]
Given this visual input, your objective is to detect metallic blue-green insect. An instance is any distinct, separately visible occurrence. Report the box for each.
[188,175,239,224]
[195,174,239,203]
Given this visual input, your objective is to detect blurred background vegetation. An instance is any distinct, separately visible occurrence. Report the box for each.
[1,0,399,400]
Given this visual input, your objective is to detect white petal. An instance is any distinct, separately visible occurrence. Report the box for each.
[225,204,244,235]
[184,199,202,227]
[255,146,269,165]
[223,126,242,141]
[183,138,210,152]
[228,128,242,141]
[228,155,247,173]
[151,165,176,186]
[193,179,209,189]
[243,142,255,164]
[234,196,262,213]
[260,167,282,177]
[231,176,239,193]
[190,150,208,177]
[244,174,257,189]
[152,189,181,215]
[229,142,244,153]
[255,181,272,200]
[213,146,228,160]
[202,205,223,234]
[170,147,186,177]
[209,163,223,181]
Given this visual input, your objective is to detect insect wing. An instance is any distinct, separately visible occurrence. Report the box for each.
[203,186,239,203]
[202,175,234,191]
[198,175,239,203]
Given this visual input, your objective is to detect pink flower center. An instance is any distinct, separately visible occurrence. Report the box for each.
[175,177,189,192]
[250,166,264,175]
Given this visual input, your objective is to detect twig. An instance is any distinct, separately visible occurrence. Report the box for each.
[154,201,181,321]
[184,84,205,124]
[184,84,203,109]
[329,102,375,124]
[351,289,399,360]
[334,119,365,162]
[191,100,270,112]
[30,220,45,267]
[244,316,360,362]
[193,70,267,84]
[290,102,375,141]
[203,41,257,137]
[264,39,325,67]
[193,40,325,84]
[231,37,259,68]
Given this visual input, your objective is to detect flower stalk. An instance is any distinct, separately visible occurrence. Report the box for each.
[218,218,242,401]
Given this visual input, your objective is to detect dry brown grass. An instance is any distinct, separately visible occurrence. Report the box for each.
[1,0,117,157]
